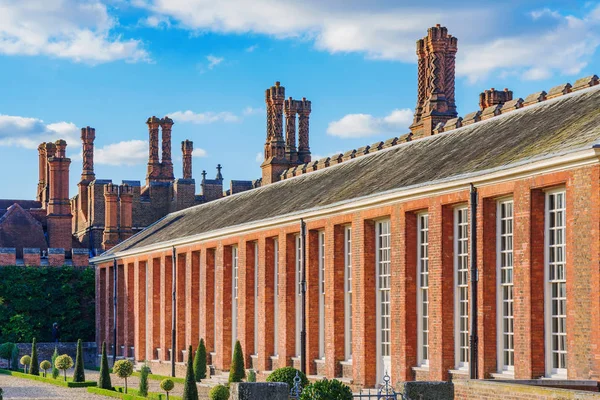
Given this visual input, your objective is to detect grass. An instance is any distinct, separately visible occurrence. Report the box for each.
[88,386,183,400]
[87,366,186,384]
[0,368,97,388]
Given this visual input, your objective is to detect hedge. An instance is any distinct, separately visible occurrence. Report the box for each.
[0,368,96,387]
[88,386,183,400]
[0,266,95,343]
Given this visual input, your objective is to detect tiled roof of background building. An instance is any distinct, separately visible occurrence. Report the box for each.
[99,84,600,258]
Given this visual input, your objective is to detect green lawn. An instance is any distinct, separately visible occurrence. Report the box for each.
[0,368,97,387]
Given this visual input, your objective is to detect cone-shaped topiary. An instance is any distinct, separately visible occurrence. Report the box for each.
[228,340,245,383]
[98,341,112,389]
[183,345,199,400]
[193,338,207,382]
[138,363,150,397]
[72,339,85,382]
[30,338,39,376]
[51,347,59,379]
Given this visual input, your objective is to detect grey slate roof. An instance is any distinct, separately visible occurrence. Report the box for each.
[99,85,600,258]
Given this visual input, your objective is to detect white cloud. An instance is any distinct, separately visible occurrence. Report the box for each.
[139,15,171,28]
[169,110,240,124]
[95,140,148,166]
[255,152,263,163]
[245,44,259,52]
[192,148,207,157]
[0,115,79,150]
[0,0,149,64]
[207,55,224,69]
[243,106,264,116]
[327,108,412,138]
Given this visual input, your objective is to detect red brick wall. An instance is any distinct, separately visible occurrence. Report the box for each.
[454,379,600,399]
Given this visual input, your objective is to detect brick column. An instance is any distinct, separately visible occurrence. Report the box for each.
[124,263,135,357]
[176,252,186,362]
[106,266,114,354]
[117,264,125,356]
[160,255,173,361]
[119,184,134,242]
[160,117,174,180]
[134,260,147,362]
[238,241,255,368]
[278,234,297,367]
[97,266,106,349]
[185,251,200,350]
[325,224,345,378]
[148,258,160,360]
[102,184,119,250]
[353,218,377,387]
[306,230,320,374]
[199,249,215,353]
[146,116,161,183]
[257,238,275,371]
[215,245,233,370]
[513,185,545,378]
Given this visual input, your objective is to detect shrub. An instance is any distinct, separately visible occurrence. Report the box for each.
[208,384,229,400]
[73,339,85,382]
[183,345,199,400]
[20,355,31,373]
[40,360,52,377]
[160,378,174,400]
[300,378,353,400]
[98,342,112,389]
[30,338,39,376]
[247,369,256,382]
[113,359,133,394]
[51,347,59,379]
[55,354,73,381]
[229,340,245,383]
[193,338,207,381]
[10,346,18,372]
[138,363,150,397]
[266,367,308,390]
[0,343,14,368]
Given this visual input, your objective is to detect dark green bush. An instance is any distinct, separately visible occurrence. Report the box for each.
[29,338,39,375]
[98,342,112,389]
[51,347,59,379]
[0,266,95,343]
[300,378,353,400]
[228,340,245,383]
[73,339,85,382]
[193,338,206,381]
[208,384,229,400]
[266,366,308,389]
[138,364,150,397]
[0,343,14,368]
[183,345,199,400]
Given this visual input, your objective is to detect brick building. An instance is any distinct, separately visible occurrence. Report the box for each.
[92,26,600,389]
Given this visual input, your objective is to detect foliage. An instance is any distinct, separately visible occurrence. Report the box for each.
[138,363,150,397]
[193,338,206,382]
[0,266,95,343]
[299,378,353,400]
[20,355,30,373]
[208,384,229,400]
[266,367,308,389]
[0,368,97,387]
[228,340,245,383]
[247,369,256,382]
[51,347,59,379]
[113,359,134,393]
[30,338,39,376]
[0,343,14,369]
[54,354,73,381]
[10,346,18,372]
[98,342,112,389]
[40,360,52,377]
[73,339,85,382]
[183,345,199,400]
[0,386,2,400]
[161,378,174,400]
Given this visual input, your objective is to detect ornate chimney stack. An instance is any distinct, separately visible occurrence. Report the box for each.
[297,97,312,163]
[42,142,57,209]
[160,116,175,181]
[284,97,298,163]
[119,183,134,242]
[102,183,119,250]
[479,88,513,110]
[47,139,72,250]
[410,24,458,139]
[146,116,161,185]
[182,140,193,180]
[262,82,291,185]
[37,143,47,202]
[80,127,96,183]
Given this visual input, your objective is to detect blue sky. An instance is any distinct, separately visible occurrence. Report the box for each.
[0,0,599,199]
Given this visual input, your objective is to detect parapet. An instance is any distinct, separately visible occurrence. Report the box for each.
[72,248,89,267]
[23,248,41,266]
[0,248,16,266]
[48,248,65,267]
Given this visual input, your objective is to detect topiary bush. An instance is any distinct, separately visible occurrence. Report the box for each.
[160,378,174,400]
[183,345,199,400]
[208,384,229,400]
[40,360,52,377]
[29,338,39,376]
[72,339,85,382]
[113,359,133,394]
[228,340,245,383]
[55,354,73,381]
[193,338,207,382]
[300,378,353,400]
[20,355,31,373]
[247,369,256,382]
[51,347,59,379]
[138,363,150,397]
[266,367,308,390]
[98,342,112,389]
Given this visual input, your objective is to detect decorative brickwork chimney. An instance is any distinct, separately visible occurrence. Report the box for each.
[119,183,134,242]
[479,88,513,110]
[297,97,312,163]
[146,116,161,185]
[102,183,119,250]
[42,142,57,209]
[160,116,175,181]
[262,82,289,184]
[410,25,458,139]
[182,140,193,180]
[78,127,96,221]
[46,139,72,250]
[37,143,47,202]
[284,97,298,163]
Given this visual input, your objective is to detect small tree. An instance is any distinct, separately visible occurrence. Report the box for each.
[30,338,39,376]
[247,369,256,382]
[113,359,133,394]
[40,360,52,377]
[72,339,85,382]
[20,355,31,374]
[160,378,175,400]
[0,343,14,369]
[98,342,112,389]
[208,385,229,400]
[183,345,199,400]
[138,363,150,397]
[10,346,19,372]
[55,354,73,381]
[193,338,207,381]
[51,347,59,379]
[228,340,245,383]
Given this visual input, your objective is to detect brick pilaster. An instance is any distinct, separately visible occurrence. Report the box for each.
[185,251,200,350]
[176,252,186,362]
[97,266,106,349]
[160,256,173,362]
[238,241,256,368]
[215,245,233,370]
[134,260,147,361]
[199,249,215,353]
[148,258,160,360]
[106,266,114,353]
[277,233,297,367]
[325,224,345,377]
[306,230,320,374]
[257,238,275,371]
[125,263,135,357]
[117,264,125,356]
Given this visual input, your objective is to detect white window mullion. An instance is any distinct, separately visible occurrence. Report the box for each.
[344,226,353,361]
[417,213,429,367]
[497,199,514,373]
[454,207,469,370]
[376,220,391,382]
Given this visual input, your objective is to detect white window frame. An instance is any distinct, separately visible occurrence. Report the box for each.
[344,225,353,361]
[496,198,514,374]
[376,219,392,383]
[318,230,325,359]
[417,213,430,367]
[232,245,239,348]
[253,242,259,355]
[295,235,302,357]
[544,188,567,378]
[454,206,469,370]
[273,238,279,356]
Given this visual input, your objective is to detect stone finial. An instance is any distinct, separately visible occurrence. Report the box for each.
[201,170,207,183]
[216,164,223,181]
[370,141,384,151]
[383,137,399,148]
[500,98,524,114]
[523,91,547,107]
[480,104,502,120]
[461,110,482,126]
[54,139,67,158]
[546,83,572,99]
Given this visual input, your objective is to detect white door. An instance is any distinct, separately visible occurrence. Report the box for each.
[376,220,392,384]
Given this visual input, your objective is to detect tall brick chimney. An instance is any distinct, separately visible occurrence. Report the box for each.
[42,142,57,209]
[119,183,134,242]
[284,97,298,163]
[182,140,193,180]
[261,82,289,185]
[297,97,312,163]
[479,88,513,110]
[78,126,96,221]
[46,139,72,250]
[37,143,47,202]
[146,116,161,185]
[160,116,175,181]
[410,24,458,139]
[102,183,119,250]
